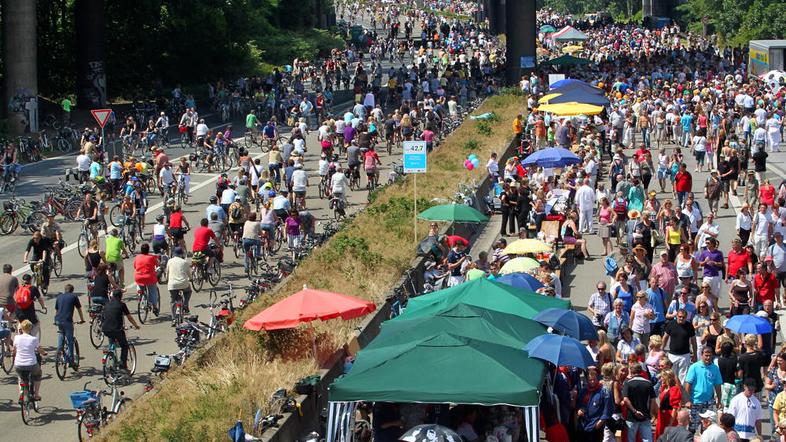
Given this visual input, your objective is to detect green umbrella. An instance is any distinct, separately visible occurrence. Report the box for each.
[398,277,570,321]
[540,25,556,33]
[330,333,545,406]
[541,54,592,66]
[418,203,488,223]
[373,303,547,350]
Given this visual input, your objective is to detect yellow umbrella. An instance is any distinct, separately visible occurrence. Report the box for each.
[562,45,583,54]
[503,239,552,255]
[500,257,541,275]
[538,102,604,116]
[538,93,561,104]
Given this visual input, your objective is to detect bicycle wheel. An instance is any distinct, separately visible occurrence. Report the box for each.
[109,204,123,227]
[137,292,149,324]
[26,211,47,233]
[77,411,105,441]
[102,352,119,385]
[190,266,203,292]
[52,252,63,277]
[318,180,326,199]
[0,345,12,374]
[127,344,137,376]
[272,228,283,253]
[90,317,104,349]
[0,213,16,235]
[55,347,67,380]
[233,237,241,259]
[57,138,71,152]
[77,231,89,258]
[208,259,221,287]
[20,393,35,425]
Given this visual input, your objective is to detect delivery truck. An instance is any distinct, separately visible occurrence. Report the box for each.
[748,40,786,77]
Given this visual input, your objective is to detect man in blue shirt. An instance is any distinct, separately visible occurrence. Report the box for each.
[54,284,85,369]
[645,274,667,336]
[683,346,722,432]
[576,368,613,440]
[205,195,226,224]
[680,111,694,147]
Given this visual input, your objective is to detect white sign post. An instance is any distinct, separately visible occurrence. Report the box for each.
[403,141,427,243]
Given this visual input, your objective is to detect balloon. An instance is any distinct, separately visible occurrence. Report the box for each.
[468,154,478,161]
[466,162,474,171]
[464,159,472,168]
[471,158,480,167]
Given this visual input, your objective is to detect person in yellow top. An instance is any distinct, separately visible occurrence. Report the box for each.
[773,388,786,439]
[512,114,524,140]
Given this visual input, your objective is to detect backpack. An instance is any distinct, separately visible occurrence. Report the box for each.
[230,204,243,220]
[14,284,33,309]
[604,256,619,276]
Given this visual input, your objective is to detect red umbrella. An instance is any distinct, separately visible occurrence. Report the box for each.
[446,235,469,247]
[243,285,376,331]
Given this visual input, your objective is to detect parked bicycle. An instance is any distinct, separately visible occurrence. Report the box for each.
[71,380,131,441]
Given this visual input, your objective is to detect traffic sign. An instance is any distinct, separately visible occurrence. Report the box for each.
[90,108,112,128]
[402,141,427,173]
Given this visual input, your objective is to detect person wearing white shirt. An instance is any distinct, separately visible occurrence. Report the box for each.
[753,125,767,149]
[220,186,237,208]
[695,213,719,250]
[486,153,499,181]
[158,163,175,190]
[330,168,348,203]
[195,119,208,139]
[725,380,762,440]
[76,153,91,172]
[318,155,329,177]
[736,203,753,245]
[752,204,773,258]
[766,115,782,152]
[575,178,596,234]
[352,103,365,120]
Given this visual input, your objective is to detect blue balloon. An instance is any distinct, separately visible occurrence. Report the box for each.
[468,154,478,161]
[471,158,480,167]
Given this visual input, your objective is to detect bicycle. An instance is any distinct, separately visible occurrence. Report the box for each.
[55,322,82,380]
[318,175,330,199]
[0,198,47,235]
[176,175,188,206]
[189,249,220,292]
[0,320,15,374]
[88,303,105,349]
[76,220,101,258]
[51,243,65,277]
[136,284,160,324]
[18,369,39,425]
[0,164,20,194]
[199,286,236,340]
[72,381,131,441]
[348,166,361,191]
[29,260,48,296]
[101,329,137,385]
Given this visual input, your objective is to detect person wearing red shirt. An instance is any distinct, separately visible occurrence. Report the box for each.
[133,242,160,316]
[760,179,776,207]
[192,218,220,257]
[674,163,692,207]
[727,239,753,279]
[754,262,780,309]
[167,206,190,252]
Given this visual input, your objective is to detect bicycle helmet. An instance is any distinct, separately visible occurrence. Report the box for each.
[268,190,276,198]
[156,214,165,222]
[209,195,218,203]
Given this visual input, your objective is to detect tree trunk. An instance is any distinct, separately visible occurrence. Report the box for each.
[75,0,107,108]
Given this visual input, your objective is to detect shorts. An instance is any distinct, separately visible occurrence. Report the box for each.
[720,180,730,192]
[365,168,377,177]
[170,227,184,240]
[657,167,668,180]
[294,190,306,198]
[151,239,168,254]
[288,234,302,250]
[108,259,124,271]
[695,150,706,162]
[229,223,243,235]
[260,223,275,238]
[15,364,42,384]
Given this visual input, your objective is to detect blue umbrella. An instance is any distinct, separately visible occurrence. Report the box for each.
[521,147,581,168]
[525,334,596,369]
[549,78,587,90]
[495,272,545,292]
[534,308,599,341]
[725,315,773,335]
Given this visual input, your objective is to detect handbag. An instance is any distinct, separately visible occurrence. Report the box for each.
[608,224,618,237]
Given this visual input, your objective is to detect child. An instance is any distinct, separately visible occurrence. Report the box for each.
[285,210,302,260]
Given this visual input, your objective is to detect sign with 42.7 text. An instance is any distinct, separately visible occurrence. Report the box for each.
[402,141,427,173]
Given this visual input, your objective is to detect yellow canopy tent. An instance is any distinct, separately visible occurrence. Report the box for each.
[537,102,604,116]
[562,45,583,54]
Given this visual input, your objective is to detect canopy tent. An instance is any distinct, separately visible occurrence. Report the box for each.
[542,54,591,66]
[369,303,547,353]
[499,256,543,273]
[545,89,610,106]
[398,277,570,321]
[549,79,602,94]
[539,24,556,34]
[418,203,489,223]
[503,238,552,255]
[538,92,562,104]
[538,102,604,116]
[551,26,589,42]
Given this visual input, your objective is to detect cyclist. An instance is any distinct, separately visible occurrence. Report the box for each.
[259,199,279,253]
[166,247,191,325]
[154,111,169,143]
[331,166,349,206]
[101,289,140,374]
[268,145,283,187]
[245,110,259,139]
[76,192,101,244]
[158,162,176,198]
[195,119,209,147]
[104,228,128,285]
[175,156,191,199]
[119,116,138,147]
[168,205,190,253]
[151,214,169,255]
[235,177,252,207]
[133,243,160,317]
[227,199,246,239]
[108,155,124,197]
[291,164,309,209]
[13,319,45,401]
[363,145,381,189]
[23,231,52,293]
[242,213,263,273]
[54,284,85,369]
[207,212,226,258]
[178,108,196,144]
[205,195,226,224]
[318,152,330,193]
[0,264,18,314]
[41,212,64,263]
[131,182,148,231]
[13,274,46,339]
[192,218,221,260]
[90,262,117,306]
[2,143,17,184]
[346,140,361,184]
[262,120,277,148]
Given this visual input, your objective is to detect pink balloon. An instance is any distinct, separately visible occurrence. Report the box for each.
[466,163,474,171]
[464,160,471,168]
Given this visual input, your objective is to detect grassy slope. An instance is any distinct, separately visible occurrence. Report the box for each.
[99,94,522,441]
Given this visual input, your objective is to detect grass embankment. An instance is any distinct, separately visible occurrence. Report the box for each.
[99,94,522,441]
